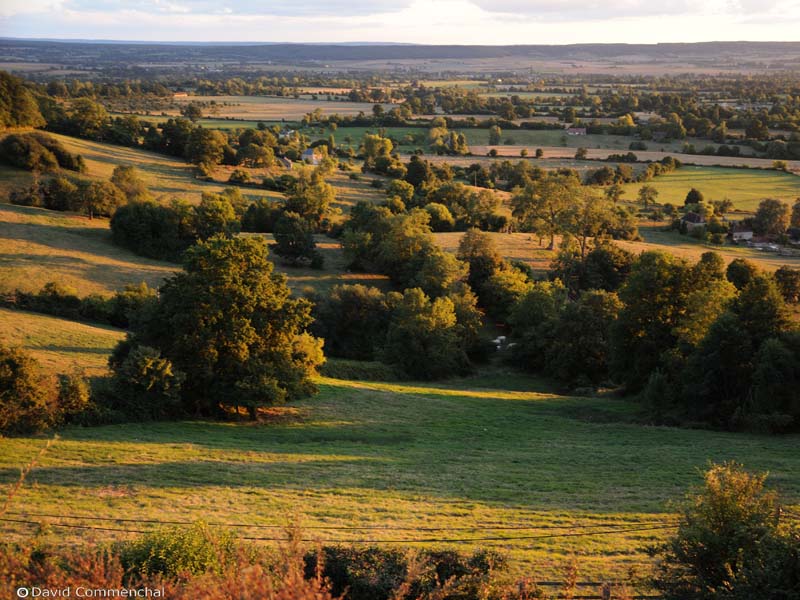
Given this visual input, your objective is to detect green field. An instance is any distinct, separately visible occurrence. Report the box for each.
[1,369,798,580]
[621,166,800,212]
[0,307,124,375]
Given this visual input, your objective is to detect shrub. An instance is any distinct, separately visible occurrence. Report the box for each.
[116,522,240,577]
[109,344,185,420]
[650,463,800,600]
[319,358,403,382]
[305,546,506,600]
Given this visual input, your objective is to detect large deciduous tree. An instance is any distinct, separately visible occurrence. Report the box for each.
[113,236,324,419]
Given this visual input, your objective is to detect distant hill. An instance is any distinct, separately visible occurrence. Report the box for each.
[2,38,799,67]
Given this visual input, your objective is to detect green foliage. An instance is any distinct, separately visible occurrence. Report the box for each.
[0,132,85,173]
[116,522,240,577]
[241,198,282,233]
[753,198,790,237]
[457,228,505,298]
[481,267,533,322]
[9,281,154,329]
[194,192,240,239]
[424,202,455,231]
[610,252,695,392]
[774,265,800,303]
[77,180,127,219]
[272,212,322,267]
[550,242,635,296]
[726,258,759,290]
[305,546,505,600]
[0,343,53,433]
[312,285,396,361]
[109,344,185,420]
[541,290,623,386]
[64,98,109,140]
[119,236,323,419]
[650,463,800,600]
[0,71,46,128]
[284,168,336,225]
[184,127,227,166]
[111,199,197,261]
[511,173,582,249]
[381,288,471,380]
[110,165,150,201]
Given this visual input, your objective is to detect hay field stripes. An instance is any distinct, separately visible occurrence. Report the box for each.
[1,372,798,580]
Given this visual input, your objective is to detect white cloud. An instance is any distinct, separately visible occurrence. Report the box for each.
[0,0,798,42]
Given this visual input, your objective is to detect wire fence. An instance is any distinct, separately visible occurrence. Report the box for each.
[0,512,681,544]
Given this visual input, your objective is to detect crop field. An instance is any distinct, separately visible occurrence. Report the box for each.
[0,307,124,375]
[620,166,800,212]
[169,95,395,120]
[1,368,798,580]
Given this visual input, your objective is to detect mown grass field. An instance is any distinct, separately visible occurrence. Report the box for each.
[0,307,124,375]
[1,369,798,580]
[620,166,800,212]
[0,203,176,296]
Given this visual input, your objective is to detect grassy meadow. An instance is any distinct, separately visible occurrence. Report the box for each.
[0,202,175,296]
[0,307,124,375]
[1,370,798,580]
[621,166,800,212]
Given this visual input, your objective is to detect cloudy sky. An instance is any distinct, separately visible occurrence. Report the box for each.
[1,0,798,44]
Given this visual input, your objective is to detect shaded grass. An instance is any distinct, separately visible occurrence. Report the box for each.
[0,307,124,375]
[0,371,797,579]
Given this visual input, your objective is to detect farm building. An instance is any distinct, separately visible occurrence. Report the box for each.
[731,224,754,243]
[278,157,293,170]
[566,127,587,136]
[301,148,322,165]
[681,212,706,231]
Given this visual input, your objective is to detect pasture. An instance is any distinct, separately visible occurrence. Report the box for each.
[48,133,282,204]
[0,307,124,375]
[0,203,175,296]
[620,166,800,212]
[1,369,798,580]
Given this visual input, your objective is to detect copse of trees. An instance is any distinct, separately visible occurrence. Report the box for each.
[110,188,245,260]
[0,71,46,129]
[342,202,469,298]
[0,132,85,173]
[0,343,90,434]
[110,235,324,420]
[12,174,126,219]
[272,212,323,268]
[511,172,638,251]
[5,281,156,329]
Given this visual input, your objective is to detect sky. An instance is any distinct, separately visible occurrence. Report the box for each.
[1,0,799,44]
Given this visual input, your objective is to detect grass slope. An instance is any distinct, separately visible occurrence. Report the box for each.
[0,307,124,375]
[1,372,798,580]
[0,203,176,296]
